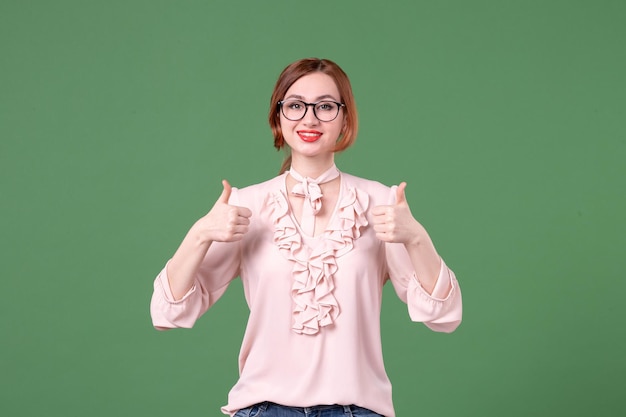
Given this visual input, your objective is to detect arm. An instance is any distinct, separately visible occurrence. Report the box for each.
[372,182,444,294]
[167,180,252,300]
[150,180,252,329]
[372,182,461,331]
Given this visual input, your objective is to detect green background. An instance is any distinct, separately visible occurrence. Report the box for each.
[1,1,624,416]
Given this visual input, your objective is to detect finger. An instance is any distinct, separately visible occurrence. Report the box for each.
[396,182,407,205]
[375,232,392,242]
[371,214,391,226]
[235,215,251,226]
[229,224,250,234]
[217,179,232,204]
[224,233,246,242]
[227,207,252,224]
[371,205,391,216]
[370,213,384,224]
[237,206,253,218]
[373,223,391,233]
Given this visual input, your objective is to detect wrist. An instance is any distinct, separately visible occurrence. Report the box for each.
[404,221,425,247]
[404,236,422,248]
[189,221,214,247]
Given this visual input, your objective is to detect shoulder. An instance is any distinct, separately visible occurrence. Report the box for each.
[341,172,392,194]
[237,174,284,193]
[230,175,285,207]
[341,172,396,206]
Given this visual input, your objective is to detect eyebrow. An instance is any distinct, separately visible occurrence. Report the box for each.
[285,94,340,102]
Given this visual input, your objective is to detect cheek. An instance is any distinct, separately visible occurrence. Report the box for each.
[279,116,296,132]
[329,121,345,139]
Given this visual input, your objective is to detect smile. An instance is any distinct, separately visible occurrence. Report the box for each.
[297,130,322,142]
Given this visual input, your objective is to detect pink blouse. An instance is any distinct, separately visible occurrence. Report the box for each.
[150,172,462,417]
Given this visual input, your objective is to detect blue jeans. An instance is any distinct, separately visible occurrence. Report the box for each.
[233,402,384,417]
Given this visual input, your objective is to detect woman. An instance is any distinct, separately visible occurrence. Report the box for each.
[150,58,462,417]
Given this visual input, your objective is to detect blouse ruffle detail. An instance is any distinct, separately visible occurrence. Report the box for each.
[263,185,369,335]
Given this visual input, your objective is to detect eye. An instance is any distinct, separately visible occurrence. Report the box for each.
[316,102,337,112]
[286,100,304,110]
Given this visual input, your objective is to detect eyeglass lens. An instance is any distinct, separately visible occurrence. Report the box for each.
[281,100,341,122]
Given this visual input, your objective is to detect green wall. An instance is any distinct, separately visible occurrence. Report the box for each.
[1,1,624,416]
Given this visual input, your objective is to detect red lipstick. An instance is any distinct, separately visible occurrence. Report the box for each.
[297,130,322,142]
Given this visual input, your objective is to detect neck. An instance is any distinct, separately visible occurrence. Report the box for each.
[290,154,336,178]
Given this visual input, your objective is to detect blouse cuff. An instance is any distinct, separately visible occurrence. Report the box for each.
[151,262,205,330]
[412,259,454,301]
[430,259,453,300]
[406,260,461,331]
[157,261,197,304]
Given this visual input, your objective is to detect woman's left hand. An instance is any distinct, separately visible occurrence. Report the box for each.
[373,182,443,292]
[372,182,424,245]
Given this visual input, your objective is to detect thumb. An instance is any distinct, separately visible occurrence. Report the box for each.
[217,179,232,204]
[396,182,407,205]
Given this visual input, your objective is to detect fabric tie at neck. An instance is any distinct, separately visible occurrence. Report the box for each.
[288,164,340,236]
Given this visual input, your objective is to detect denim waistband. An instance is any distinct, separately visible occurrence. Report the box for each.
[249,401,383,416]
[260,402,351,411]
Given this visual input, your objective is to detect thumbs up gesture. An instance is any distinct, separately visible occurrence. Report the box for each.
[372,182,423,245]
[195,180,252,243]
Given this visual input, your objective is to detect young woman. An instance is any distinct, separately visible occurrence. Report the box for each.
[150,58,462,417]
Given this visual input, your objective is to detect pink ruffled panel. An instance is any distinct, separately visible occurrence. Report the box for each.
[262,184,369,335]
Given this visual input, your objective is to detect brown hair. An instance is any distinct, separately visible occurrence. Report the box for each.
[268,58,358,173]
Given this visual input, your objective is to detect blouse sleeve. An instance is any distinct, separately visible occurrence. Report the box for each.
[383,186,462,333]
[149,189,243,331]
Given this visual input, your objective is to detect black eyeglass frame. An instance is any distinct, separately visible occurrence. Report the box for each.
[277,100,346,122]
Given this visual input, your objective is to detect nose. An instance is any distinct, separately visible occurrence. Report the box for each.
[302,104,320,125]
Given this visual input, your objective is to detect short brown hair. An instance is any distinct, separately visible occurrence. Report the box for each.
[269,58,358,173]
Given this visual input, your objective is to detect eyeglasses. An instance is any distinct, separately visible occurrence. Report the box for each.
[278,99,345,122]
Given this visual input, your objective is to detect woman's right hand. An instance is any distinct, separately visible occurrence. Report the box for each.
[193,180,252,243]
[165,180,251,300]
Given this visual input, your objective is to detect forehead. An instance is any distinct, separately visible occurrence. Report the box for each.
[284,72,340,100]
